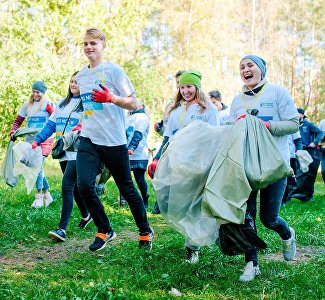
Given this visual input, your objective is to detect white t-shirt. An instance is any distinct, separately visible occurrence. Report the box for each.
[77,61,135,146]
[218,107,230,125]
[19,99,53,142]
[126,111,149,161]
[229,83,298,163]
[164,101,218,137]
[49,97,82,161]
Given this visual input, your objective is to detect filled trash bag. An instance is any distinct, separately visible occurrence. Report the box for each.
[295,149,313,173]
[12,141,43,194]
[290,148,321,201]
[153,121,230,246]
[153,115,292,248]
[217,212,267,256]
[1,127,39,187]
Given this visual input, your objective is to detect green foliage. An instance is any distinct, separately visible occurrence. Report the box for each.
[0,162,324,299]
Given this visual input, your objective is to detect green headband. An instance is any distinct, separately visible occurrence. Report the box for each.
[179,70,202,88]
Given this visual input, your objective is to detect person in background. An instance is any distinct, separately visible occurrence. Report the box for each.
[10,81,54,208]
[32,72,92,241]
[281,132,303,205]
[119,104,150,208]
[229,54,299,282]
[148,70,219,263]
[76,27,153,252]
[319,118,325,184]
[209,90,230,125]
[290,108,324,201]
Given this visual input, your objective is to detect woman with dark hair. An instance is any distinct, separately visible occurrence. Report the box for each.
[229,55,299,281]
[32,72,91,242]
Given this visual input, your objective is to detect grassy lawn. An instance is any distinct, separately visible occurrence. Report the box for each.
[0,159,324,299]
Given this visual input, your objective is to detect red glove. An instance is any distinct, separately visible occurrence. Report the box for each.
[236,114,246,121]
[128,149,134,155]
[72,123,82,132]
[148,159,159,179]
[46,103,54,115]
[92,84,113,103]
[259,119,270,130]
[31,141,39,149]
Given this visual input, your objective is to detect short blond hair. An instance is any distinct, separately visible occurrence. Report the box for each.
[85,28,106,41]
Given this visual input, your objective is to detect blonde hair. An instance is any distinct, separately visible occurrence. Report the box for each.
[27,92,46,116]
[169,87,210,114]
[85,27,106,41]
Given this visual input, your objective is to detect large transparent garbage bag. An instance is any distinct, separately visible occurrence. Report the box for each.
[12,141,42,194]
[295,149,313,173]
[1,128,38,187]
[153,121,230,246]
[204,115,293,227]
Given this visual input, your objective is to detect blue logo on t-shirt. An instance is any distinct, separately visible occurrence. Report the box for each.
[80,93,103,118]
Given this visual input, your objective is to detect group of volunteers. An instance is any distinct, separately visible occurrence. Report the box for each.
[8,26,324,282]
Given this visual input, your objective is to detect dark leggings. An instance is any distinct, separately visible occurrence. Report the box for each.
[59,160,89,230]
[245,178,291,265]
[131,168,149,205]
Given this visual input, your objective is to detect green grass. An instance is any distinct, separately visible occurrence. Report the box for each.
[0,160,324,299]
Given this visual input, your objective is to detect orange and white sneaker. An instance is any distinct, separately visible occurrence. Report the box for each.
[89,230,117,252]
[31,194,44,208]
[44,192,53,207]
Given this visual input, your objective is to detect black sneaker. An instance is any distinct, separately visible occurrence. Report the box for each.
[89,230,117,252]
[77,215,93,229]
[139,227,154,250]
[49,228,66,242]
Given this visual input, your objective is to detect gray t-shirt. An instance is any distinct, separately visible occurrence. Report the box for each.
[77,61,135,146]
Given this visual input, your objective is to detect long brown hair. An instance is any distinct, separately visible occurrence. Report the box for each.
[169,87,210,114]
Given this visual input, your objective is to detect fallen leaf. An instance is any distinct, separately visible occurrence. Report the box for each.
[169,288,182,297]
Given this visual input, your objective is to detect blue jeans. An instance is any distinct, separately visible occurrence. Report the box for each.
[245,178,291,265]
[76,137,151,234]
[35,156,49,191]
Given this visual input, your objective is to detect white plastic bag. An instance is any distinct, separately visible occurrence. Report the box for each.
[296,150,313,173]
[12,141,43,194]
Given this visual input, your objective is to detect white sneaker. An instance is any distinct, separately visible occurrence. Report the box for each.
[44,193,53,207]
[31,194,44,208]
[186,247,199,264]
[239,261,261,282]
[282,227,296,261]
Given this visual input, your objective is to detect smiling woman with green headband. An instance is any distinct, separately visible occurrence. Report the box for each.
[229,54,299,282]
[148,69,219,264]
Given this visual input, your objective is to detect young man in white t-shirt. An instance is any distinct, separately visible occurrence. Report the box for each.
[76,28,153,252]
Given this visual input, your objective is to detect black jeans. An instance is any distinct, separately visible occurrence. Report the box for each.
[245,178,291,265]
[76,137,151,234]
[131,169,149,205]
[59,160,89,230]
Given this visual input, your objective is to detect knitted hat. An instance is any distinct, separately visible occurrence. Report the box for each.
[240,55,267,78]
[32,81,47,94]
[179,70,202,88]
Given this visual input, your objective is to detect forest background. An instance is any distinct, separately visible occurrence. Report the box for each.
[0,0,324,148]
